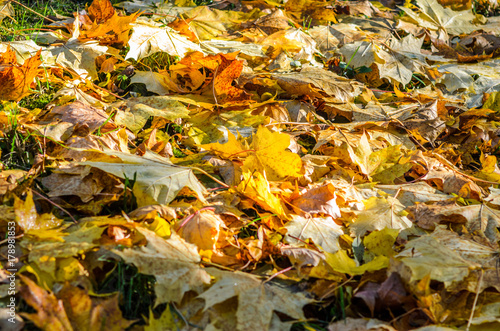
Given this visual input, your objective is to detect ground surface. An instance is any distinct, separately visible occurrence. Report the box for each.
[1,0,500,330]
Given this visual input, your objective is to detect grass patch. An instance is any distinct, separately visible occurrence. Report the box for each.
[0,103,42,170]
[0,0,91,41]
[98,261,156,321]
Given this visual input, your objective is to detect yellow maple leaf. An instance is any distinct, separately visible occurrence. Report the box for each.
[243,126,302,181]
[237,171,288,219]
[201,130,246,159]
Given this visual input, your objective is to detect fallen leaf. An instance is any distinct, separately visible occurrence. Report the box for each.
[236,171,289,219]
[57,284,134,331]
[399,0,479,39]
[285,215,343,254]
[289,183,341,218]
[395,230,477,286]
[81,149,207,207]
[72,0,140,46]
[19,275,73,331]
[113,227,211,304]
[126,22,202,61]
[42,40,109,80]
[112,96,190,133]
[0,46,42,101]
[273,66,362,103]
[177,209,224,252]
[351,196,413,237]
[242,126,302,180]
[198,268,311,330]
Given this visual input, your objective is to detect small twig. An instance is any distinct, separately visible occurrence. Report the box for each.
[264,122,319,126]
[431,152,500,185]
[90,80,126,101]
[287,234,317,249]
[237,260,252,271]
[391,118,428,152]
[389,307,421,325]
[201,260,237,271]
[320,275,355,300]
[191,166,229,188]
[263,266,294,283]
[178,207,215,229]
[0,234,24,246]
[31,189,78,223]
[466,270,484,331]
[170,303,189,328]
[207,186,229,191]
[10,0,56,23]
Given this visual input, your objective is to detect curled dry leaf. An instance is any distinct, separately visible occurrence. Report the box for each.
[177,209,224,252]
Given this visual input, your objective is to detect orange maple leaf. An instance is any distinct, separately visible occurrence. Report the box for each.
[68,0,140,47]
[211,52,252,104]
[0,46,42,101]
[161,51,251,104]
[168,17,197,42]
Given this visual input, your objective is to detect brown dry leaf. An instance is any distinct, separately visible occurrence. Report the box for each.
[19,275,73,331]
[289,183,341,218]
[0,169,26,195]
[0,46,42,101]
[251,9,292,34]
[30,101,117,141]
[273,67,362,102]
[86,0,115,23]
[212,52,252,104]
[57,284,134,331]
[437,0,472,10]
[162,51,251,104]
[41,165,120,204]
[415,153,483,200]
[160,51,209,93]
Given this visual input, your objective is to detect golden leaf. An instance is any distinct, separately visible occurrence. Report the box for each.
[243,126,302,181]
[0,46,42,101]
